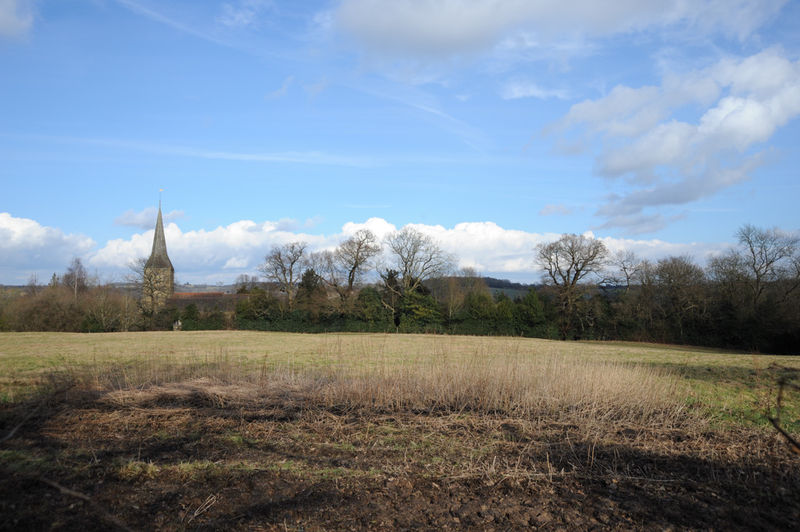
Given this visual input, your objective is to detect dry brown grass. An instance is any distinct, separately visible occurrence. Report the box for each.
[5,333,800,530]
[60,342,688,435]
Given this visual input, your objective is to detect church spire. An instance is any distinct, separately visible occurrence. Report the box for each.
[142,196,175,311]
[145,203,173,270]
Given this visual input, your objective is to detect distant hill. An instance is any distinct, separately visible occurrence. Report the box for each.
[482,277,536,299]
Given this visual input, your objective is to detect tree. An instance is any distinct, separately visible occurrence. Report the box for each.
[234,274,261,293]
[258,242,308,312]
[381,228,455,326]
[313,229,381,310]
[427,267,487,323]
[336,229,381,295]
[128,257,163,315]
[62,257,88,301]
[654,255,707,343]
[383,227,454,295]
[535,234,607,340]
[736,224,799,312]
[295,268,329,319]
[610,250,643,293]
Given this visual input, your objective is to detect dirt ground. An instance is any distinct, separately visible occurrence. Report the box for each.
[2,382,799,531]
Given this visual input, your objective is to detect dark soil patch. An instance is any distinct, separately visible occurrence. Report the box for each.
[1,384,799,530]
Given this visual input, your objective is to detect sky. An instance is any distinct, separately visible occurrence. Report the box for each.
[1,0,799,285]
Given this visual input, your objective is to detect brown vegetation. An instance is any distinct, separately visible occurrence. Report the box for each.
[2,336,799,529]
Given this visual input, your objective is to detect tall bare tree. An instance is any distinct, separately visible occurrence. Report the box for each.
[384,227,454,294]
[610,250,643,293]
[427,267,487,321]
[655,255,707,342]
[313,229,381,309]
[379,227,454,322]
[62,257,88,301]
[536,233,607,339]
[258,241,308,311]
[736,224,800,311]
[127,257,163,314]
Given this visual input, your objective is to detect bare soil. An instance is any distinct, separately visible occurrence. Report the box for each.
[2,382,799,531]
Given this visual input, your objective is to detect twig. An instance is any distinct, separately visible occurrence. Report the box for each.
[185,494,218,524]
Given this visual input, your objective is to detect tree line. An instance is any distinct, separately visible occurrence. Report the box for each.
[1,224,798,354]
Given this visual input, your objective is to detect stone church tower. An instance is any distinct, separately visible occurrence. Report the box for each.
[143,203,174,311]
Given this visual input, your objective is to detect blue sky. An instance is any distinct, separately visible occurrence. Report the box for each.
[1,0,799,284]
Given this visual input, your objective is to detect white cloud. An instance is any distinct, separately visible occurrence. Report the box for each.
[334,0,784,57]
[114,207,184,229]
[556,49,800,232]
[2,213,732,284]
[501,81,568,100]
[0,0,33,38]
[89,219,337,281]
[0,213,95,282]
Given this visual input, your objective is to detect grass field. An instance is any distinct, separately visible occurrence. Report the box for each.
[1,331,799,529]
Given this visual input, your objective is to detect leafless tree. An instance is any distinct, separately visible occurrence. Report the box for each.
[654,255,707,341]
[536,233,608,339]
[427,267,487,321]
[383,227,454,295]
[85,284,138,332]
[62,257,88,301]
[25,274,41,297]
[736,224,800,311]
[313,229,381,309]
[258,242,308,311]
[234,274,261,293]
[610,250,643,293]
[127,257,161,313]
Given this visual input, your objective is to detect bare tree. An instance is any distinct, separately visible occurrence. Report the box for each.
[655,255,707,342]
[535,234,607,340]
[258,242,308,311]
[25,274,41,297]
[85,284,138,332]
[313,229,381,309]
[62,257,88,301]
[610,250,643,293]
[234,274,261,293]
[337,229,381,293]
[384,227,454,294]
[736,224,800,311]
[127,257,161,313]
[427,267,487,321]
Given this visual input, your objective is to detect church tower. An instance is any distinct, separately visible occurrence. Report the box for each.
[143,202,174,311]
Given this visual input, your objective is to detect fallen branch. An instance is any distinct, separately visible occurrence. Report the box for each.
[40,478,136,532]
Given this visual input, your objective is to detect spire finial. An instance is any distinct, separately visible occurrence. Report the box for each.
[159,188,164,209]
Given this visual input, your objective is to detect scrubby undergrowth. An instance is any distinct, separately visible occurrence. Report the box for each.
[2,354,799,530]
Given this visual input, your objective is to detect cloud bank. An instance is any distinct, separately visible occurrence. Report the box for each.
[88,217,729,284]
[0,213,95,282]
[1,213,732,284]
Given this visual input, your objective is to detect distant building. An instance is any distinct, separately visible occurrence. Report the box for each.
[142,203,174,311]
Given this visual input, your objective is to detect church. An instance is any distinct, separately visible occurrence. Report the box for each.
[142,203,175,311]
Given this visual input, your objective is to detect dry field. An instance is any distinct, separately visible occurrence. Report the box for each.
[1,331,799,530]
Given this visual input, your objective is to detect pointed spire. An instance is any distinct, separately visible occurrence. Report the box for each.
[145,203,173,270]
